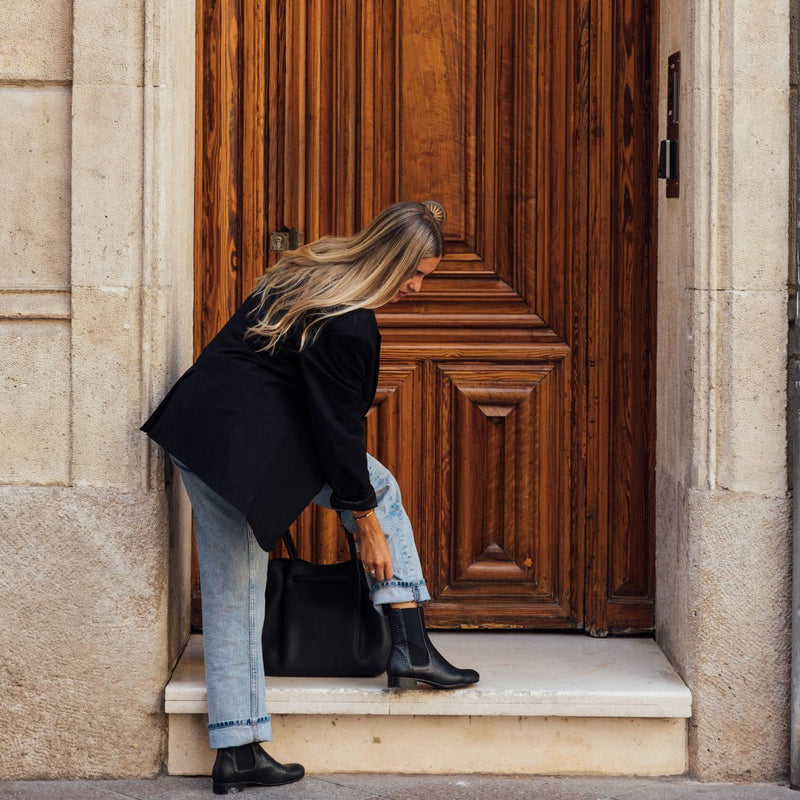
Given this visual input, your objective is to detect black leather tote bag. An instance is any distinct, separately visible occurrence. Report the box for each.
[262,526,391,677]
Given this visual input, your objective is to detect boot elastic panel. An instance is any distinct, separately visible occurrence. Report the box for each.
[231,743,256,770]
[400,606,430,667]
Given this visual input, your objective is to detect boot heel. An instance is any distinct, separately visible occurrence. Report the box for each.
[213,781,245,795]
[388,675,417,689]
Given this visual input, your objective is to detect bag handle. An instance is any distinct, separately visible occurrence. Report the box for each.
[280,519,359,563]
[280,530,300,561]
[279,522,367,616]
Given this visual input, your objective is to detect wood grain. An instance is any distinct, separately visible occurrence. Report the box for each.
[585,0,658,633]
[194,0,658,633]
[195,0,242,351]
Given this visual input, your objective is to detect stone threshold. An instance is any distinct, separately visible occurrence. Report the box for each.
[166,632,691,776]
[166,632,692,719]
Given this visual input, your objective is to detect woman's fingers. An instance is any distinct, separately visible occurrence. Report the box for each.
[360,534,393,582]
[373,556,392,582]
[374,542,392,582]
[354,517,393,581]
[365,553,392,582]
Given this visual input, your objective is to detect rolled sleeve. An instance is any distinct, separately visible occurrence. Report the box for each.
[298,323,377,511]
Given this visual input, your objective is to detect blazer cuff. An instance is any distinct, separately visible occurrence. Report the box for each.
[329,489,378,512]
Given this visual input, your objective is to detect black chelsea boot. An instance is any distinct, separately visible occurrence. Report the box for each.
[386,604,480,689]
[211,742,305,794]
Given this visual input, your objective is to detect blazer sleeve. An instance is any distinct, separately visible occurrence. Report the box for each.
[298,321,377,511]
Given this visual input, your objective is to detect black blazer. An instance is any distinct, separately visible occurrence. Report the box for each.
[141,291,381,551]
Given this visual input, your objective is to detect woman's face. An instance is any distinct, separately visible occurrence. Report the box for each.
[388,256,440,303]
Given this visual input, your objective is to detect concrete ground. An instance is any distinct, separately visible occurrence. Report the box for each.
[0,775,796,799]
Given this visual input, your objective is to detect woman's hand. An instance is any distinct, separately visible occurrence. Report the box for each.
[354,513,393,582]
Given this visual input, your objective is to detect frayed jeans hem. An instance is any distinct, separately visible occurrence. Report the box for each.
[208,717,273,750]
[370,579,431,608]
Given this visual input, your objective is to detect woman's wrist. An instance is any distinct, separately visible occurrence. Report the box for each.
[353,510,382,536]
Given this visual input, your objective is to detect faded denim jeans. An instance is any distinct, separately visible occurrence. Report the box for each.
[171,453,431,749]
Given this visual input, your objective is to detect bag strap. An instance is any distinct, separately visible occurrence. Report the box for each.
[341,524,359,562]
[281,530,300,560]
[280,522,359,564]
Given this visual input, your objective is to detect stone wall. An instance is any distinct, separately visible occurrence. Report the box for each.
[0,0,795,782]
[0,0,195,778]
[656,0,792,781]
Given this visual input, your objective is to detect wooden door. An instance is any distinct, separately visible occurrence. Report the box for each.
[194,0,657,633]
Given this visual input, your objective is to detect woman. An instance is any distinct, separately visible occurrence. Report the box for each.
[142,201,479,795]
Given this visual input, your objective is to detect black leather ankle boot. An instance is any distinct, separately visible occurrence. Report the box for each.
[386,605,480,689]
[211,742,304,794]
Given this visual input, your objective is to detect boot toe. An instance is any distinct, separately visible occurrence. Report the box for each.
[439,667,479,688]
[252,752,305,785]
[283,763,305,782]
[463,668,480,685]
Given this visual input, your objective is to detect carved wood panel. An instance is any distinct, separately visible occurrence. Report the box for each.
[428,361,574,626]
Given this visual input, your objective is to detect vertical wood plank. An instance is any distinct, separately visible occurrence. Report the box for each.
[240,0,267,297]
[241,0,267,293]
[195,0,242,353]
[605,0,657,628]
[570,0,591,630]
[586,0,615,634]
[586,0,657,633]
[264,0,286,273]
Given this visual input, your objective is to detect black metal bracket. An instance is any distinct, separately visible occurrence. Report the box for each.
[658,52,680,197]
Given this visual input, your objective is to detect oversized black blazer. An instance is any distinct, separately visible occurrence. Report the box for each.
[141,291,381,551]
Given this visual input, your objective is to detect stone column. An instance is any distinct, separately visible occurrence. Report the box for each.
[656,0,792,780]
[0,0,195,778]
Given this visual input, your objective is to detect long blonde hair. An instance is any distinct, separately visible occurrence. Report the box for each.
[245,201,445,353]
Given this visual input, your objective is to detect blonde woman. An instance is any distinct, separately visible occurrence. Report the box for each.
[142,201,479,795]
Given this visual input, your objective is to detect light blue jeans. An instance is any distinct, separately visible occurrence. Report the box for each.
[171,453,430,749]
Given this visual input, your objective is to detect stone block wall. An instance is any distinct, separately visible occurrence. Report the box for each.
[656,0,792,781]
[0,0,195,778]
[0,1,72,485]
[0,0,795,782]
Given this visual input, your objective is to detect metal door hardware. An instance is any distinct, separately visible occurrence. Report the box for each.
[269,228,304,251]
[658,140,679,181]
[658,52,680,198]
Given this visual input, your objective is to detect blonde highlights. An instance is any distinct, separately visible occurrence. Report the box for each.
[245,201,445,353]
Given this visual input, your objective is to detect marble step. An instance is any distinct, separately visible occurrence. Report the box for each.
[166,632,691,776]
